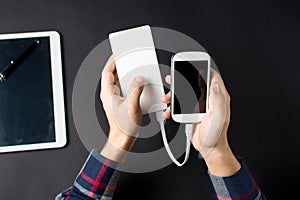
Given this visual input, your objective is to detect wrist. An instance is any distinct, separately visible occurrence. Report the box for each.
[203,145,241,176]
[100,129,136,163]
[108,129,136,151]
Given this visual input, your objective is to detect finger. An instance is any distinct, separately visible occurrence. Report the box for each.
[208,69,230,103]
[102,56,115,74]
[100,56,121,99]
[210,69,226,90]
[113,71,119,84]
[165,75,171,85]
[111,84,121,96]
[101,56,116,87]
[161,91,171,103]
[198,72,206,89]
[127,76,145,112]
[100,84,121,102]
[163,106,171,119]
[210,68,221,77]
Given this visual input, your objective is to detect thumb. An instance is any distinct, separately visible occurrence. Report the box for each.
[203,82,227,148]
[209,82,226,110]
[209,82,227,131]
[127,76,145,108]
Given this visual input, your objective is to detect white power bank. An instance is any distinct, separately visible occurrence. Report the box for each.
[109,25,167,114]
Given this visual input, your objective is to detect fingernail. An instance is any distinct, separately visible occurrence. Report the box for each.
[135,76,145,84]
[165,75,171,83]
[214,83,221,93]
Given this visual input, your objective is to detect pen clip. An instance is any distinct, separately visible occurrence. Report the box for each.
[0,73,5,82]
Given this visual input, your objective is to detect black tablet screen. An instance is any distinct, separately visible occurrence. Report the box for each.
[0,37,55,146]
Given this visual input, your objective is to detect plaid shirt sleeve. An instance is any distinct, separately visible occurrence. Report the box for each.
[56,149,121,200]
[209,159,268,200]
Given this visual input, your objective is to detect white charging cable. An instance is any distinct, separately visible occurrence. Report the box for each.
[156,111,193,167]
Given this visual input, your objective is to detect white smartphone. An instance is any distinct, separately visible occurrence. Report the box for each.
[171,52,210,123]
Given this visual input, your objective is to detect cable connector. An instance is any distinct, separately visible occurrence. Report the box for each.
[185,123,193,137]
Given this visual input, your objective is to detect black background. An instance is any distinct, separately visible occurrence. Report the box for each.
[0,0,299,199]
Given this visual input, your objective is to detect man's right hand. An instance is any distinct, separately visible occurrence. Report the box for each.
[161,69,241,176]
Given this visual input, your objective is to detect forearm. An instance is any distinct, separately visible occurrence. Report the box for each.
[56,149,121,200]
[58,130,134,199]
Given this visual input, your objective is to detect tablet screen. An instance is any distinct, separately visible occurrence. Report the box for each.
[0,37,56,146]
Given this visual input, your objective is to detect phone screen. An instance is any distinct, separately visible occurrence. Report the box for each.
[173,61,208,114]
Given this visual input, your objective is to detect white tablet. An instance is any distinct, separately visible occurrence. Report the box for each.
[0,31,67,153]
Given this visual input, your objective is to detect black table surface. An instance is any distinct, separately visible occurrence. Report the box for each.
[0,0,299,199]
